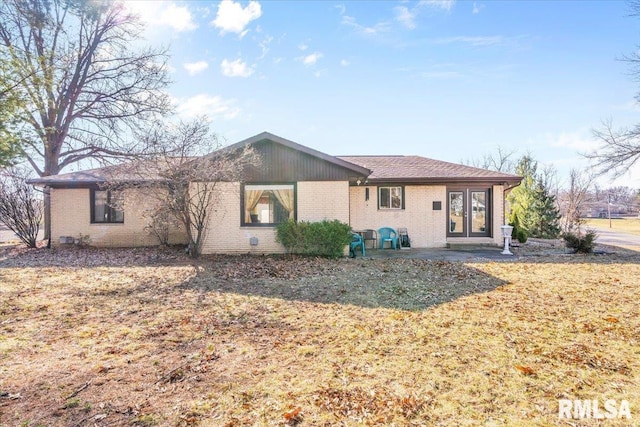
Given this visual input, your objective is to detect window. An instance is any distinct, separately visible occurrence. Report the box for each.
[378,186,404,209]
[91,189,124,223]
[243,184,295,226]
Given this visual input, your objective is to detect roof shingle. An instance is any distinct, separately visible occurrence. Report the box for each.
[337,155,521,183]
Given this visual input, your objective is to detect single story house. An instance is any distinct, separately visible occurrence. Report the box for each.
[30,132,522,253]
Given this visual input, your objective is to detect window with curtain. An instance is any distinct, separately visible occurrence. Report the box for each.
[91,189,124,223]
[243,184,295,226]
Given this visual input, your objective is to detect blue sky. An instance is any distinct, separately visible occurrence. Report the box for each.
[125,0,640,187]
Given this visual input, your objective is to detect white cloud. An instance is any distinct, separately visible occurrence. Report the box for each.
[183,61,209,76]
[298,43,309,51]
[419,0,455,12]
[176,94,240,120]
[212,0,262,36]
[336,5,391,36]
[547,130,600,152]
[341,14,392,36]
[340,59,350,67]
[124,1,197,32]
[221,58,255,77]
[258,35,273,59]
[394,6,417,29]
[472,2,485,14]
[301,52,323,66]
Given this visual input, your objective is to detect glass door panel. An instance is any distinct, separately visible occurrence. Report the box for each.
[471,191,487,234]
[449,191,465,235]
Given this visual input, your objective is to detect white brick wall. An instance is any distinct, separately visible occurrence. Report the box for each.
[50,188,187,247]
[199,181,350,254]
[349,185,448,248]
[350,184,507,248]
[52,181,506,250]
[492,184,505,245]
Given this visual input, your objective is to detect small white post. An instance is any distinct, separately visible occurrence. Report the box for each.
[500,225,514,255]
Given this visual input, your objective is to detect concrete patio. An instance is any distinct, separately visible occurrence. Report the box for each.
[354,245,517,262]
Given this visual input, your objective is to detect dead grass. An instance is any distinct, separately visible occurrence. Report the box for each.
[584,218,640,236]
[1,245,639,426]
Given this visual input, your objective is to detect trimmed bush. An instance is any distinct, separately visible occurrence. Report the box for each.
[563,229,597,254]
[515,228,528,244]
[509,214,528,244]
[276,219,351,258]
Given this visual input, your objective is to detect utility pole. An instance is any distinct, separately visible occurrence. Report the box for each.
[608,193,612,229]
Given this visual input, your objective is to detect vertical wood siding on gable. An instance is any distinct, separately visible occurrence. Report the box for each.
[243,140,358,182]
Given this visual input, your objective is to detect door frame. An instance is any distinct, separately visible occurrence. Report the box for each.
[446,187,492,238]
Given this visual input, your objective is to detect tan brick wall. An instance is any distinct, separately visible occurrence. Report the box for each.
[349,185,448,248]
[52,182,507,251]
[50,188,187,247]
[297,181,350,223]
[200,181,350,254]
[492,184,505,245]
[350,184,507,248]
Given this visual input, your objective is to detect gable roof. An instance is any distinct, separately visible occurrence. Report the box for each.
[28,132,372,187]
[28,132,521,188]
[337,155,522,185]
[225,132,371,177]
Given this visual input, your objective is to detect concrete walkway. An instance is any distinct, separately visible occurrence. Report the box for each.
[356,246,516,262]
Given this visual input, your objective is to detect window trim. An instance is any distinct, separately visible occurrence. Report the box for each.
[240,183,297,227]
[90,189,124,224]
[377,185,405,210]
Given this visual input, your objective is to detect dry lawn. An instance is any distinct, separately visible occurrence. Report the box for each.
[584,218,640,236]
[0,245,639,426]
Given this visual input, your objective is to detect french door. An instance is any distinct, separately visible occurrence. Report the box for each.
[447,189,491,237]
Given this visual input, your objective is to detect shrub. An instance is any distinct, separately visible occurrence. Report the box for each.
[509,213,528,244]
[563,229,597,254]
[276,219,351,258]
[515,228,528,244]
[0,168,43,248]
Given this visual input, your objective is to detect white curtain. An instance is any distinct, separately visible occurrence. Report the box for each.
[273,189,294,219]
[244,189,263,222]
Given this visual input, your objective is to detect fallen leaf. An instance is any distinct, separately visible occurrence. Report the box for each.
[283,406,301,421]
[515,365,536,376]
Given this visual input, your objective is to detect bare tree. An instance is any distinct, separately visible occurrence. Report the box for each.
[0,167,43,248]
[559,168,593,232]
[587,2,640,177]
[0,62,25,167]
[0,0,171,239]
[588,119,640,178]
[107,120,260,257]
[463,146,518,173]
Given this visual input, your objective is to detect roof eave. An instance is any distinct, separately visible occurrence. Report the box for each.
[364,176,523,185]
[27,178,166,188]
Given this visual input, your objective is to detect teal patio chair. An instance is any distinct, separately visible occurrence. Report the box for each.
[378,227,398,250]
[349,233,365,258]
